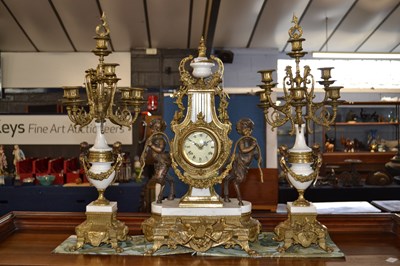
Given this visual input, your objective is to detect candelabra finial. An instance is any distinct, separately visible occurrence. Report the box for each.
[289,14,303,40]
[96,12,110,37]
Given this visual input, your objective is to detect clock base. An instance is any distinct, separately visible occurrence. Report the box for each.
[179,186,223,208]
[142,199,261,255]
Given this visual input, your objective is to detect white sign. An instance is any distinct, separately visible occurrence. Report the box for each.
[0,115,132,145]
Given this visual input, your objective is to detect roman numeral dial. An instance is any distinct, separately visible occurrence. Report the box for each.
[182,130,217,167]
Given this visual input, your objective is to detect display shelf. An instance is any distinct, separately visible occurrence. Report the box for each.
[322,151,396,163]
[334,122,399,126]
[322,101,399,167]
[279,183,400,203]
[320,151,396,181]
[324,101,399,145]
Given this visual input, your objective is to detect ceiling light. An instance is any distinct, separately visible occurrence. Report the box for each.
[312,52,400,59]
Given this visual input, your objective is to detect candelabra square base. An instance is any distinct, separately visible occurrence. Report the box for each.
[274,202,332,252]
[142,199,261,255]
[72,201,129,253]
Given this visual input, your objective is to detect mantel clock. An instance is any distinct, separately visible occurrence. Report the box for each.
[142,38,261,256]
[170,38,232,207]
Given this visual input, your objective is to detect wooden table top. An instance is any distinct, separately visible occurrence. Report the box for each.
[0,211,400,266]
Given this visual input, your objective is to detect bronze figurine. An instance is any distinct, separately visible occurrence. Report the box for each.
[223,118,262,206]
[140,119,175,203]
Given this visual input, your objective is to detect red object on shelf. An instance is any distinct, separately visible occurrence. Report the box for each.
[16,157,36,182]
[147,95,158,111]
[48,157,65,185]
[35,157,64,185]
[63,157,87,184]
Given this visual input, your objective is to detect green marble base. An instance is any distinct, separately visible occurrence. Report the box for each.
[53,232,344,258]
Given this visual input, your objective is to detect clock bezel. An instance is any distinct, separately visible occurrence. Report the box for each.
[181,128,218,168]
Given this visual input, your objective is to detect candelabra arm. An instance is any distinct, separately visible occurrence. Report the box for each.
[303,66,314,98]
[85,71,95,106]
[282,70,293,98]
[131,109,141,125]
[308,103,338,130]
[66,106,94,129]
[321,91,330,103]
[263,106,291,132]
[109,85,118,113]
[108,107,141,129]
[84,72,99,125]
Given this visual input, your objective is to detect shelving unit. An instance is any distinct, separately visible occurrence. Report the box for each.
[325,101,399,148]
[276,101,399,176]
[320,101,399,179]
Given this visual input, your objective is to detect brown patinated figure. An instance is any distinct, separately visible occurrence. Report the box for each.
[141,119,174,203]
[223,118,261,206]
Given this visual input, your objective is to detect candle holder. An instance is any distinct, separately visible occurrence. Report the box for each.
[258,15,344,252]
[61,13,145,253]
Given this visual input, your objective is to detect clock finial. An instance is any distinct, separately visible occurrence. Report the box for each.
[198,36,207,58]
[190,37,215,78]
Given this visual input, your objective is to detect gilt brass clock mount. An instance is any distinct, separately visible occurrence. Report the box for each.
[142,38,261,255]
[170,38,233,206]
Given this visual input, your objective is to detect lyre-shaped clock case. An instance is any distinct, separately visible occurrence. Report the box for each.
[170,43,232,207]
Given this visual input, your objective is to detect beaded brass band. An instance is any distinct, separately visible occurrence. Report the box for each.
[288,151,313,164]
[88,150,113,163]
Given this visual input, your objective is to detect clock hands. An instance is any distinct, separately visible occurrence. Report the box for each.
[187,136,214,150]
[187,138,204,149]
[187,138,198,146]
[198,140,213,149]
[196,139,213,149]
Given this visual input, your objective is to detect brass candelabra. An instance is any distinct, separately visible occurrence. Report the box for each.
[61,13,145,252]
[257,15,344,252]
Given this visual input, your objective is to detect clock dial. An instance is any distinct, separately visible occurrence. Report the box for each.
[182,130,217,167]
